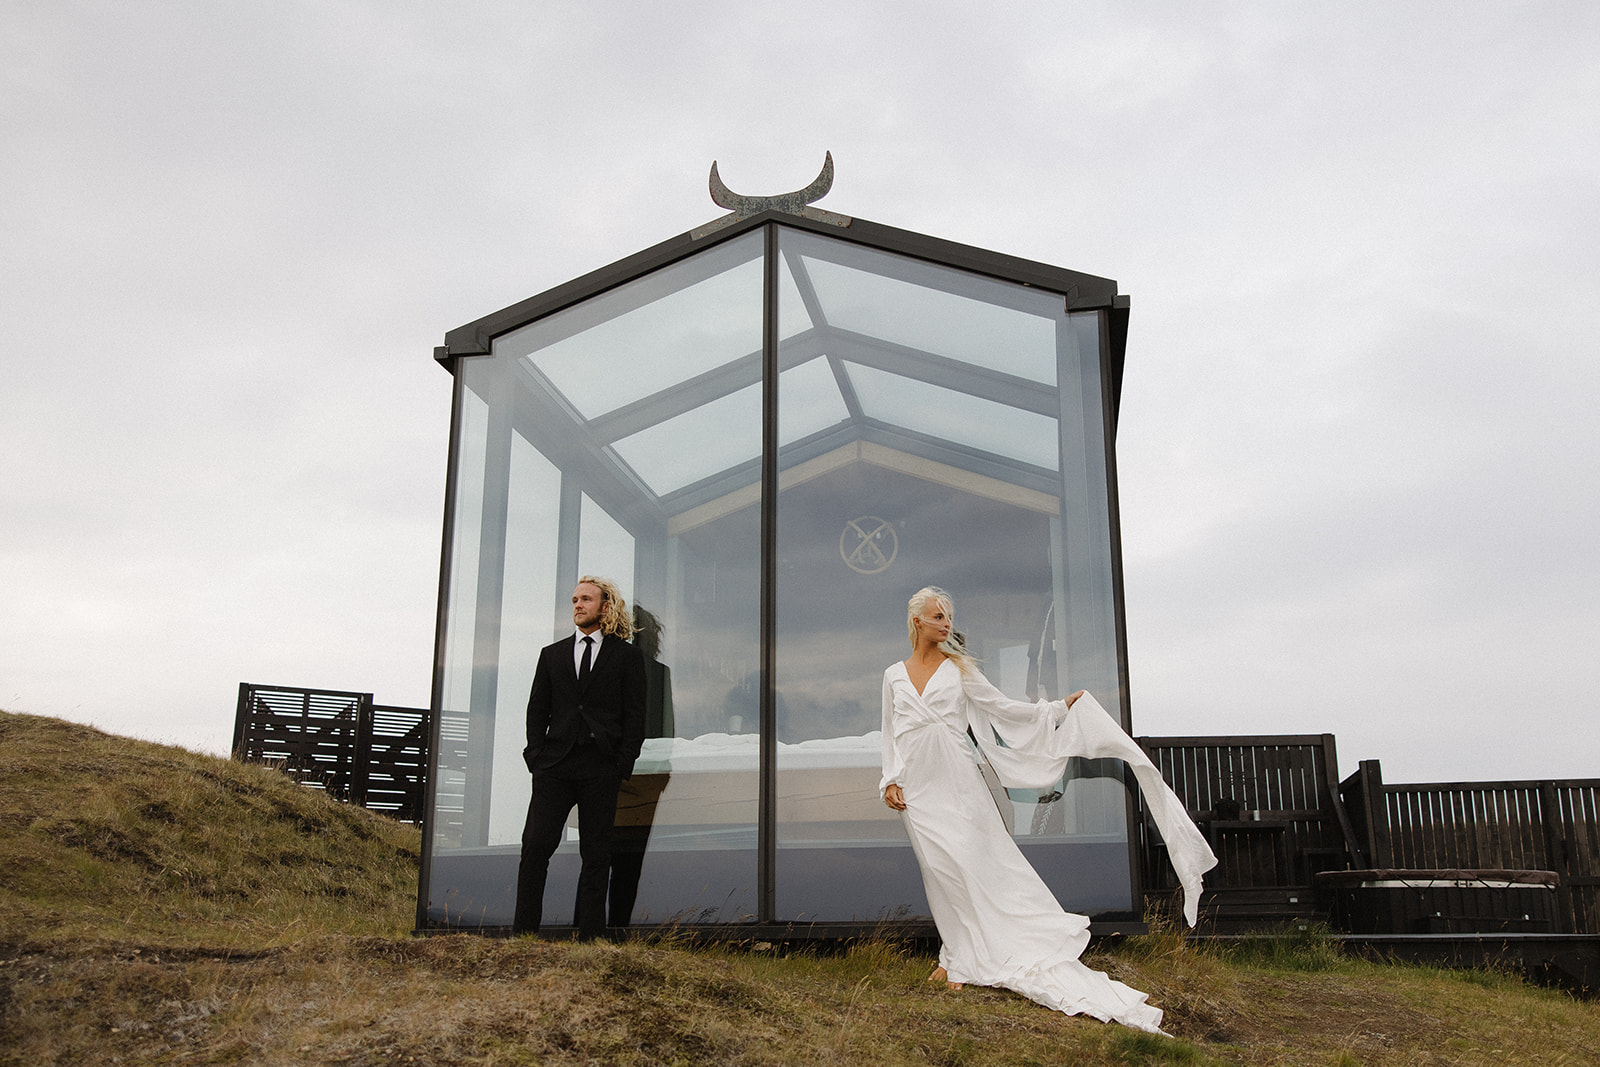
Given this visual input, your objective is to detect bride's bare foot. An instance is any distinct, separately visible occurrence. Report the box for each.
[928,966,963,989]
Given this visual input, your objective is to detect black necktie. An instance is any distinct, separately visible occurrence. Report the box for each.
[579,636,593,685]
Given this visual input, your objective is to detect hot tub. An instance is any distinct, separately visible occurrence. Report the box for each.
[1314,869,1561,934]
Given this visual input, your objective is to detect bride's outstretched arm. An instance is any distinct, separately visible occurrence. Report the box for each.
[959,667,1070,742]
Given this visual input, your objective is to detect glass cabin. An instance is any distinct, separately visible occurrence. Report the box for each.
[418,204,1136,932]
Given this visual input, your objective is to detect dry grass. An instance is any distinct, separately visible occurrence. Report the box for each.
[7,932,1598,1066]
[0,710,419,951]
[3,709,1598,1066]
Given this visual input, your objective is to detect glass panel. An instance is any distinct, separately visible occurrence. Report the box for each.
[497,238,763,420]
[577,494,636,597]
[610,383,762,496]
[486,434,562,847]
[797,249,1060,383]
[431,386,489,852]
[426,222,1132,930]
[778,356,851,445]
[843,361,1060,471]
[608,353,848,495]
[772,227,1129,922]
[778,255,811,340]
[1039,310,1130,848]
[439,389,488,735]
[423,232,764,928]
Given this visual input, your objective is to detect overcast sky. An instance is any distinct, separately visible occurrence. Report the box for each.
[4,1,1596,784]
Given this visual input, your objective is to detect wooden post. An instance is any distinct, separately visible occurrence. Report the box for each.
[351,692,374,809]
[232,682,251,758]
[1538,781,1574,934]
[1321,734,1366,869]
[1356,760,1390,868]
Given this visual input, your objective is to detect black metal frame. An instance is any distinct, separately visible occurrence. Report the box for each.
[434,210,1128,368]
[417,207,1136,933]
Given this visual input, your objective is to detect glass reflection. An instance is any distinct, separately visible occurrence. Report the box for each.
[424,231,765,928]
[772,228,1128,922]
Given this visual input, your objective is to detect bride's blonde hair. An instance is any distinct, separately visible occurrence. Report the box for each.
[906,586,977,675]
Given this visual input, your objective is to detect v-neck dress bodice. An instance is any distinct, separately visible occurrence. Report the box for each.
[879,659,1216,1034]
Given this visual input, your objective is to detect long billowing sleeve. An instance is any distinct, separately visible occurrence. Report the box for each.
[878,669,906,793]
[960,671,1216,928]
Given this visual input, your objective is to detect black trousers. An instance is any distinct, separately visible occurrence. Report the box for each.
[513,742,620,939]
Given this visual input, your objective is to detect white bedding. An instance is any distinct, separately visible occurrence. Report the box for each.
[632,731,883,774]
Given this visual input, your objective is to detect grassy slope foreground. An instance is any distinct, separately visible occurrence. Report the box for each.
[1,709,1596,1066]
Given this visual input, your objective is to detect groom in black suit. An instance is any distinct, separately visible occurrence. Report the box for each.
[513,576,647,939]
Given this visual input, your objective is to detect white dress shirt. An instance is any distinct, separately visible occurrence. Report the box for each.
[574,628,604,675]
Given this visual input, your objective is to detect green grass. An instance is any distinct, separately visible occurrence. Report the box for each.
[2,708,1597,1066]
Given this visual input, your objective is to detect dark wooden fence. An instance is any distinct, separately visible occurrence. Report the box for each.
[231,683,432,824]
[1135,733,1365,886]
[1341,760,1600,935]
[1131,737,1600,936]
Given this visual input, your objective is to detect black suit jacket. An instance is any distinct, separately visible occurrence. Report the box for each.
[524,632,648,780]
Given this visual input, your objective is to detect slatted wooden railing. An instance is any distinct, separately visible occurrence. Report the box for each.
[232,683,431,824]
[1134,734,1364,900]
[1341,760,1600,934]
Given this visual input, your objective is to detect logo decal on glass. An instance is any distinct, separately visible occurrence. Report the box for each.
[840,516,898,574]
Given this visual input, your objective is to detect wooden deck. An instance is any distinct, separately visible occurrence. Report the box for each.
[1132,733,1363,929]
[1340,760,1600,935]
[1128,737,1600,938]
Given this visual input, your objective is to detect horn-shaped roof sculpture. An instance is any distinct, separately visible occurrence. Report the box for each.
[692,152,851,238]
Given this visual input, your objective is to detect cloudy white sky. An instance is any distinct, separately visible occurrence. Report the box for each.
[4,1,1596,784]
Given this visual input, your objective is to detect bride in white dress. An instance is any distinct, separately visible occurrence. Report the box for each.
[881,587,1216,1035]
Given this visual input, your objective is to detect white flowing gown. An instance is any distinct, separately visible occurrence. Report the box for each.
[880,658,1217,1035]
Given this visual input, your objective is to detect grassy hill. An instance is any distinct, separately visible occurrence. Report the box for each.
[1,708,1596,1066]
[0,709,420,950]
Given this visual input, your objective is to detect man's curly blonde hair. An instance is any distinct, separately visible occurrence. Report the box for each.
[577,575,634,639]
